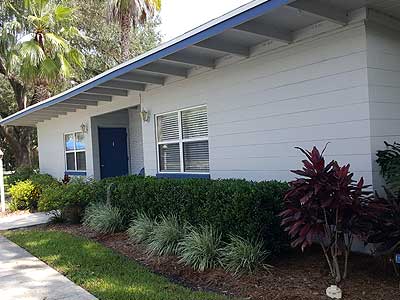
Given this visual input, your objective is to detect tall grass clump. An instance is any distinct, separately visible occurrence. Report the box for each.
[83,202,124,234]
[146,214,187,256]
[222,235,268,275]
[179,225,222,271]
[127,212,157,243]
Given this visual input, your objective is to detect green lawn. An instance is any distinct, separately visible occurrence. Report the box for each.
[5,230,231,300]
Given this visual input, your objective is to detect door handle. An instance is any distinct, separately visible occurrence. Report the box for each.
[101,164,105,167]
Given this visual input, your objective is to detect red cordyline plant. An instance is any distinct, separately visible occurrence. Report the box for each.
[280,145,375,283]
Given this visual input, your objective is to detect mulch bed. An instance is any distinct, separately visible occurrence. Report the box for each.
[48,224,399,300]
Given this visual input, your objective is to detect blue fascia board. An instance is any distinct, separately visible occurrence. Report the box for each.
[0,0,291,126]
[156,173,210,179]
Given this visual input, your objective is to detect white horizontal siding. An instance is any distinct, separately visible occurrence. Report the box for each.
[367,22,400,189]
[141,24,373,185]
[37,94,141,179]
[128,108,144,175]
[38,21,400,190]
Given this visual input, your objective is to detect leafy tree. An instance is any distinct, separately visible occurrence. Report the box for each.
[0,0,161,169]
[106,0,161,62]
[9,0,85,102]
[0,2,37,167]
[0,78,23,170]
[0,0,84,167]
[68,0,161,77]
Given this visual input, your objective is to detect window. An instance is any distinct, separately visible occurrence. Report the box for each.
[64,132,86,171]
[156,106,209,173]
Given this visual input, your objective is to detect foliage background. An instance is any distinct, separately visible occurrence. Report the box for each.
[0,0,161,170]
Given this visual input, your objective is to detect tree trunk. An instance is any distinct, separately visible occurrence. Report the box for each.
[0,56,37,170]
[0,126,34,167]
[33,82,51,104]
[120,13,131,62]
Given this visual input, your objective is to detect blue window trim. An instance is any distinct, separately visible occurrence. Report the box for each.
[156,173,210,179]
[65,171,87,176]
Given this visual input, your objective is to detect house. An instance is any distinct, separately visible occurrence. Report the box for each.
[1,0,399,191]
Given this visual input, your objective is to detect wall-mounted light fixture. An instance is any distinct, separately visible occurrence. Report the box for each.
[80,122,89,134]
[140,108,150,122]
[139,93,150,123]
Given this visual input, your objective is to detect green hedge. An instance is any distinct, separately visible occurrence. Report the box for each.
[7,167,36,186]
[30,174,288,254]
[9,174,59,211]
[9,180,40,211]
[93,176,289,254]
[38,178,96,223]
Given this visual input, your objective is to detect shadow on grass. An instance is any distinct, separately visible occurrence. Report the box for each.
[5,230,231,300]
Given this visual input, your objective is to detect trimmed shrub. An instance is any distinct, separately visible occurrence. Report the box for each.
[222,235,268,275]
[9,180,40,211]
[7,167,36,186]
[30,173,58,189]
[38,184,64,212]
[179,225,223,271]
[39,175,288,254]
[127,212,156,243]
[92,176,289,255]
[8,172,58,212]
[83,202,124,234]
[38,177,95,221]
[146,214,187,256]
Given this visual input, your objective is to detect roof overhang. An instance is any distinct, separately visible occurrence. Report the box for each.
[1,0,399,127]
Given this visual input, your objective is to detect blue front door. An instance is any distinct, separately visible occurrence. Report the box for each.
[98,127,129,179]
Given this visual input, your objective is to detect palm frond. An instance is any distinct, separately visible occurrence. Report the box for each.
[20,59,39,82]
[67,48,85,69]
[19,39,45,66]
[5,50,21,73]
[39,57,58,81]
[57,53,72,78]
[45,32,69,53]
[107,0,160,26]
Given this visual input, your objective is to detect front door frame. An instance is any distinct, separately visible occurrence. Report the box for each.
[98,126,130,179]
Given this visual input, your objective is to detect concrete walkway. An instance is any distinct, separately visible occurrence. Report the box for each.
[0,236,98,300]
[0,212,52,230]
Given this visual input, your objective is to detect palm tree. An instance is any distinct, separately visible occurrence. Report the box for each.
[10,0,85,102]
[106,0,161,62]
[0,0,85,167]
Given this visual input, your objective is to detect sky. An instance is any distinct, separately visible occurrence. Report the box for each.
[159,0,252,42]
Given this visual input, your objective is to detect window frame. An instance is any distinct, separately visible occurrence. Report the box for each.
[64,131,87,172]
[155,105,209,174]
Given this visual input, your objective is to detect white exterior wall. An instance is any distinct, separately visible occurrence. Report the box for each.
[37,94,141,179]
[37,21,397,189]
[128,107,144,174]
[366,22,400,190]
[141,23,373,184]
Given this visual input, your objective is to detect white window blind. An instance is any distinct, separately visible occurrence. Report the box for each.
[181,106,208,139]
[156,106,209,173]
[157,112,179,142]
[159,143,180,172]
[183,141,209,172]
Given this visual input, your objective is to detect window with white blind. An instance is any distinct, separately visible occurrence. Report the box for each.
[64,131,86,172]
[156,106,209,173]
